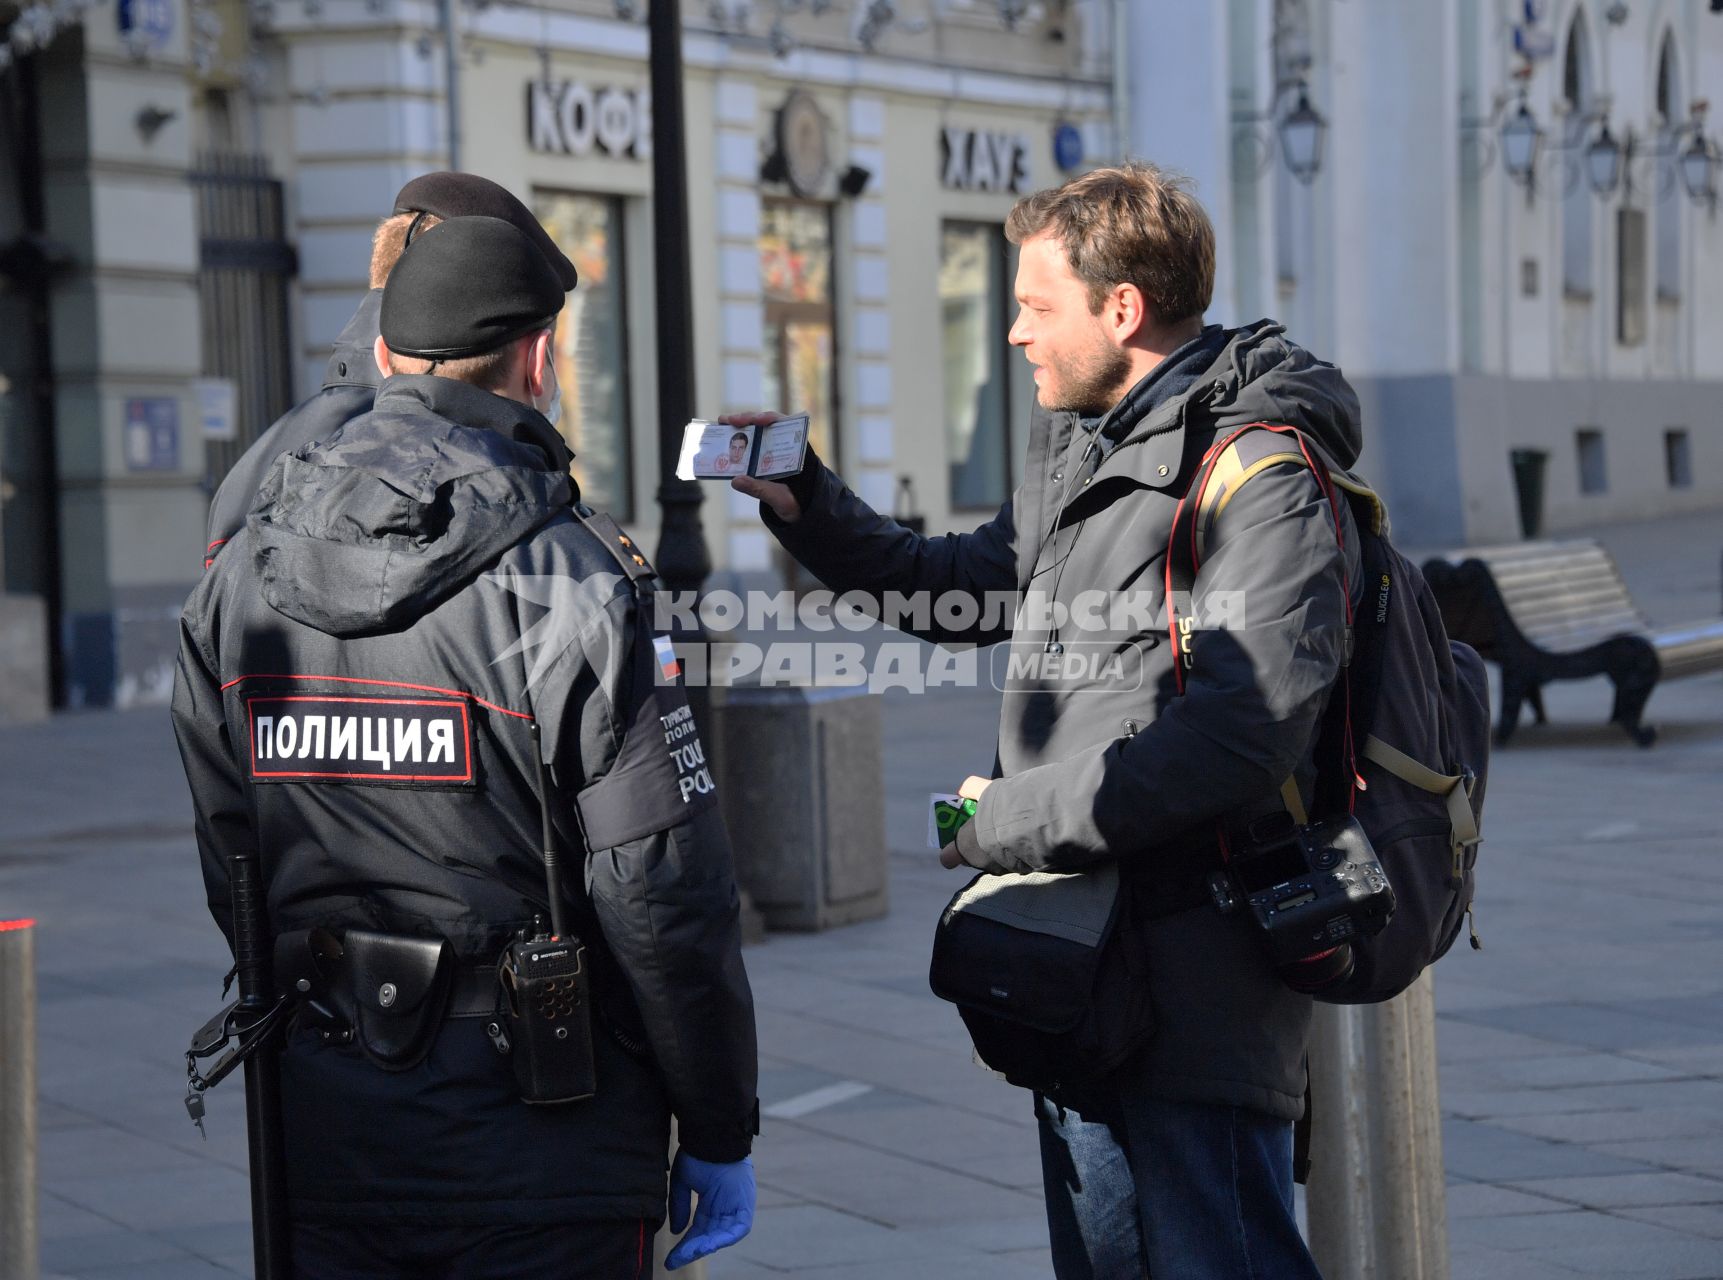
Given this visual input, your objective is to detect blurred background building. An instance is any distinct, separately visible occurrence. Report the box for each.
[1130,0,1723,547]
[0,0,1719,713]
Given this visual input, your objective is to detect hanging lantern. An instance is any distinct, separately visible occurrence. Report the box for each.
[1279,82,1327,185]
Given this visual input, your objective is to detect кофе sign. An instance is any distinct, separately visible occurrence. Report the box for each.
[529,80,653,159]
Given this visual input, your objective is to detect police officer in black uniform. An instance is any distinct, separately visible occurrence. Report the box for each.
[203,172,578,568]
[173,216,759,1279]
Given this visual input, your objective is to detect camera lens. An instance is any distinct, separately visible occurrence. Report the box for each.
[1279,944,1354,994]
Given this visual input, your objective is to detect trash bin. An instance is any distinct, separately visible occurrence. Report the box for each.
[1509,448,1548,540]
[710,684,888,931]
[894,475,926,536]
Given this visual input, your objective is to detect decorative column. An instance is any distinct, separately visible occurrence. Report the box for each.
[273,0,446,397]
[711,73,771,572]
[846,94,895,517]
[43,6,206,706]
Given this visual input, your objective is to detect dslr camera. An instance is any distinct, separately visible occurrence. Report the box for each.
[1209,811,1395,993]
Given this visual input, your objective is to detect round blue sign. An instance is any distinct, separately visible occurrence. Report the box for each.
[1053,123,1084,173]
[118,0,175,50]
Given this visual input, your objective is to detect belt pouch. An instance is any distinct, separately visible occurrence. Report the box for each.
[342,929,453,1072]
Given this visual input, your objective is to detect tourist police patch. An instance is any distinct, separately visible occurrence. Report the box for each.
[246,695,474,785]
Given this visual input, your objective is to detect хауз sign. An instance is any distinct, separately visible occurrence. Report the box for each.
[940,126,1030,194]
[528,80,653,159]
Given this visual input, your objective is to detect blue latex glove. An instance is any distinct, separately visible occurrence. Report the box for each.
[665,1150,756,1270]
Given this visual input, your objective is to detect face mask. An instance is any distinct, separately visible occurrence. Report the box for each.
[536,359,563,427]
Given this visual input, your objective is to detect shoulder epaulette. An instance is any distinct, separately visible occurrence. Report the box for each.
[575,510,656,583]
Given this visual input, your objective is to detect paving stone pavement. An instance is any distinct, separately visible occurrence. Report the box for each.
[2,508,1722,1278]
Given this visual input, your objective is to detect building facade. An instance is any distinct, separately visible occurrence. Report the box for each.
[1127,0,1723,548]
[269,0,1114,582]
[19,0,1711,710]
[0,0,1115,709]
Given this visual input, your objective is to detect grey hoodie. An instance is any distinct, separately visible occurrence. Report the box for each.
[767,320,1365,1119]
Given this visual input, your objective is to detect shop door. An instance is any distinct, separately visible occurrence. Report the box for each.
[192,151,298,491]
[759,199,838,460]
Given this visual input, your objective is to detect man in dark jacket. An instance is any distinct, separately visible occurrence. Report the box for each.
[202,172,577,568]
[735,164,1362,1278]
[174,216,757,1278]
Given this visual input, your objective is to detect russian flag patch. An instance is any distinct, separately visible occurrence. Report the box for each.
[653,634,682,682]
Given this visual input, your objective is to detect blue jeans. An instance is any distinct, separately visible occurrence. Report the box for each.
[1036,1084,1322,1280]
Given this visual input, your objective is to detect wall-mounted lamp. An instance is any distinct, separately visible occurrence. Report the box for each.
[1680,129,1717,209]
[1500,98,1544,185]
[135,104,178,141]
[1278,82,1326,185]
[1234,77,1329,185]
[837,163,872,197]
[1585,120,1623,195]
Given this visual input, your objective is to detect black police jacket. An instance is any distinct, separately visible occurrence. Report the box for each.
[172,375,758,1225]
[203,291,382,566]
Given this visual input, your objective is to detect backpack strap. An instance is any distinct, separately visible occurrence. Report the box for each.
[1359,735,1481,882]
[1192,436,1309,563]
[1166,423,1362,819]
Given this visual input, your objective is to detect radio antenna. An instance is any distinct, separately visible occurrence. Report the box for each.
[528,722,569,940]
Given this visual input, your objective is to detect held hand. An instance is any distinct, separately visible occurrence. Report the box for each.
[938,777,992,869]
[665,1150,757,1270]
[720,411,801,523]
[732,475,800,524]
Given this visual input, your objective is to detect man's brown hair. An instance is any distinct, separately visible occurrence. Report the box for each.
[369,211,443,289]
[1005,162,1215,326]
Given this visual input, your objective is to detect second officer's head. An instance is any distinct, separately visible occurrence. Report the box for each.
[374,216,569,424]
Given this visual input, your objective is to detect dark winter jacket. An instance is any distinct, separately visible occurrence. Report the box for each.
[203,291,383,565]
[765,321,1365,1120]
[173,374,757,1224]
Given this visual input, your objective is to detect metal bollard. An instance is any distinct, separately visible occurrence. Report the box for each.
[1306,970,1449,1280]
[1,919,38,1280]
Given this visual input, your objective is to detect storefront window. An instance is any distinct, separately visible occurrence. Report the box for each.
[941,222,1014,510]
[760,200,838,459]
[534,191,632,518]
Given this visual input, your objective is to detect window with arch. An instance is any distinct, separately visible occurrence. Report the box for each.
[1562,13,1594,297]
[1655,33,1682,301]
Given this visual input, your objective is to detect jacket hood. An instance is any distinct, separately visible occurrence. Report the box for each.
[1202,320,1362,467]
[323,290,385,391]
[248,375,574,637]
[1110,319,1362,469]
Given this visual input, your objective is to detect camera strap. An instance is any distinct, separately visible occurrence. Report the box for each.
[1165,422,1363,833]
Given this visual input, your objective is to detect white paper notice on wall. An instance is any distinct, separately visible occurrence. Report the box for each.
[193,377,238,442]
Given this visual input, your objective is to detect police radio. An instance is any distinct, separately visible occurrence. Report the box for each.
[495,723,597,1104]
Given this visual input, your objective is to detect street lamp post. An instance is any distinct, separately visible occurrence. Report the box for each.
[648,0,711,598]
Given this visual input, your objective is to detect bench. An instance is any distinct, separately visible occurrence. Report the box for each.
[1421,538,1723,747]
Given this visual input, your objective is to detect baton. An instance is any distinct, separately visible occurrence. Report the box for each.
[230,848,293,1278]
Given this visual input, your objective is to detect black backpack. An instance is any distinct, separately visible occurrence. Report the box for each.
[1177,424,1491,1003]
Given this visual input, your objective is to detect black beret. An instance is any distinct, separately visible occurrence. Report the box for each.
[380,217,566,360]
[394,171,578,290]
